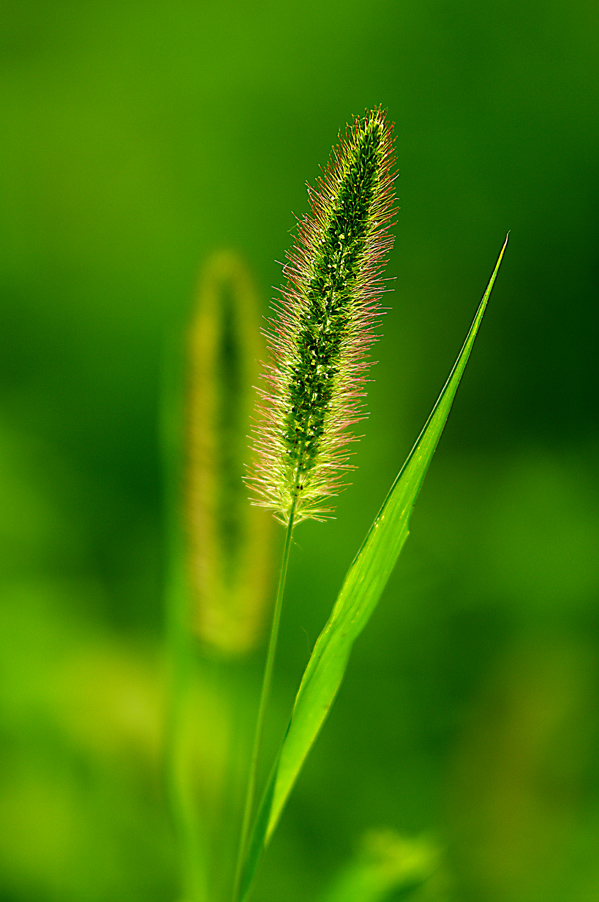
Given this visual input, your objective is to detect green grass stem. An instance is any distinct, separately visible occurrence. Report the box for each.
[233,498,297,901]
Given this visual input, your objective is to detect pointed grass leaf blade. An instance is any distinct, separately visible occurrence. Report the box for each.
[239,237,507,900]
[268,236,507,836]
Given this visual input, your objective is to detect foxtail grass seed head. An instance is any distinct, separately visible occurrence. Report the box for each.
[247,108,396,525]
[187,250,273,656]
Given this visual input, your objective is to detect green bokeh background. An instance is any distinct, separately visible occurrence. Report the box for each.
[1,1,598,900]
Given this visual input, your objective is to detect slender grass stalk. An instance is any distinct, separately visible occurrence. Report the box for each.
[236,108,396,900]
[233,499,296,901]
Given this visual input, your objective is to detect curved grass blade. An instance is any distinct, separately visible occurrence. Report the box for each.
[238,236,508,900]
[318,830,441,902]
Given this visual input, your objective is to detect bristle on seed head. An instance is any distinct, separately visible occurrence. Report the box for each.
[246,107,397,525]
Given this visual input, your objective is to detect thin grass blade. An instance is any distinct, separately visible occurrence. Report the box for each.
[238,236,507,901]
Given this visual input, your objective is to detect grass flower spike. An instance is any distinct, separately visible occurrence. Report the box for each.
[186,250,272,656]
[248,107,396,525]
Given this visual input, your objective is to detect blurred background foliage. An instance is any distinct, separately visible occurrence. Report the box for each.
[1,1,598,900]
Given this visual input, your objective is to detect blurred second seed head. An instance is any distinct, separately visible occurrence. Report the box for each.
[186,250,274,657]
